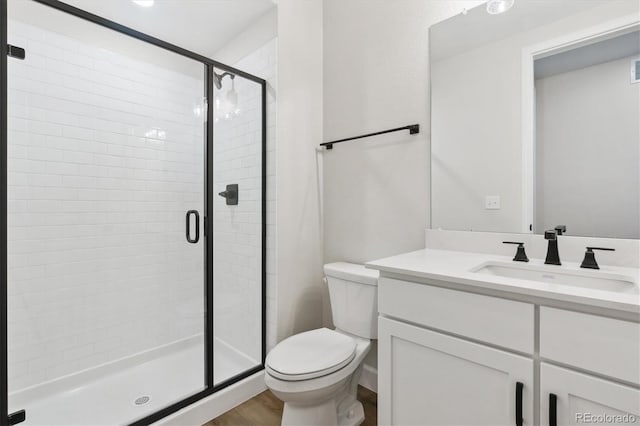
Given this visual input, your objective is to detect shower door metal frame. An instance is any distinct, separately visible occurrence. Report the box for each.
[0,0,268,424]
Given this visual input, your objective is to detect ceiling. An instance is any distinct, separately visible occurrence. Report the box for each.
[430,0,616,62]
[59,0,276,57]
[535,30,640,79]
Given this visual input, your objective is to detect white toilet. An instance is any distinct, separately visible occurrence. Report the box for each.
[264,262,379,426]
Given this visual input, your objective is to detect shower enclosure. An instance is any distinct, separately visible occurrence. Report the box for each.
[1,0,266,424]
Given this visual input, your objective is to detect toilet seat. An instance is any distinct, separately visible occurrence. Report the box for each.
[266,328,357,381]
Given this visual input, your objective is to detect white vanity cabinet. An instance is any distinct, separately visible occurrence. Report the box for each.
[377,276,640,426]
[540,363,640,426]
[539,307,640,426]
[378,317,534,426]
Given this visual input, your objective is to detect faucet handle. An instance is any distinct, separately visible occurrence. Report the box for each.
[503,241,529,262]
[544,230,557,240]
[554,225,567,236]
[580,247,615,270]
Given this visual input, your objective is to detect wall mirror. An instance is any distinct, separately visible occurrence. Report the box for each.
[430,0,640,239]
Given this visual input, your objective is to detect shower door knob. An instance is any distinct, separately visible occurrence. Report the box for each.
[218,184,238,205]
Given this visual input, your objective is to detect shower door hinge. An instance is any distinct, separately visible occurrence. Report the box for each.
[8,409,26,425]
[7,45,25,60]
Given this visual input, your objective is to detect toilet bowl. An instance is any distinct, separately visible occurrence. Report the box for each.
[264,263,379,426]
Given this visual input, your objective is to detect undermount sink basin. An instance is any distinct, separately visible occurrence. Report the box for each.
[472,261,638,294]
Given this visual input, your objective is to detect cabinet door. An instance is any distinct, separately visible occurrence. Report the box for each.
[541,363,640,426]
[378,317,533,426]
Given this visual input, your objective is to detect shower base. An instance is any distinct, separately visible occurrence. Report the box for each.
[8,337,258,426]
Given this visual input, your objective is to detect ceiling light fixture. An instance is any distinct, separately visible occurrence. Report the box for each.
[132,0,154,7]
[486,0,514,15]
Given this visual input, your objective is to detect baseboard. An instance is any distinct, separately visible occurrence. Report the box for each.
[156,371,267,425]
[359,364,378,393]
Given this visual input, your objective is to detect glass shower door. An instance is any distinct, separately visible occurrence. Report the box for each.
[212,68,264,386]
[6,1,208,424]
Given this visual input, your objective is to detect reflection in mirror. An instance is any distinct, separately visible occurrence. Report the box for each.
[430,0,640,239]
[534,31,640,238]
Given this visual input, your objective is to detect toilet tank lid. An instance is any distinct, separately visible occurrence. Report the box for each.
[323,262,379,286]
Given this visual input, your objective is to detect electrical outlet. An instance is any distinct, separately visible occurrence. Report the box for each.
[485,195,501,210]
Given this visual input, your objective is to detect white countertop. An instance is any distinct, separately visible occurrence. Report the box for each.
[366,248,640,315]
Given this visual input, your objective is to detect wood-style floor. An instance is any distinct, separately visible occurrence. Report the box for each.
[204,386,377,426]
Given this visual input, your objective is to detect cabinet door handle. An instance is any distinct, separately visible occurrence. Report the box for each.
[549,393,557,426]
[515,382,523,426]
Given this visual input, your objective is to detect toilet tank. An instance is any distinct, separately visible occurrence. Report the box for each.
[324,262,379,339]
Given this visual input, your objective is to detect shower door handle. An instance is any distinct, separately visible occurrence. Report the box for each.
[186,210,200,244]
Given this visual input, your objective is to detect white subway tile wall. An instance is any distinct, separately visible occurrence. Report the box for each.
[7,20,206,391]
[213,39,277,364]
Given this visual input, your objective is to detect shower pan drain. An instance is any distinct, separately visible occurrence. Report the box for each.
[134,396,151,406]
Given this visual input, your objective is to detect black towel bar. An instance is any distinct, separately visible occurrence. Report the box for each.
[320,124,419,150]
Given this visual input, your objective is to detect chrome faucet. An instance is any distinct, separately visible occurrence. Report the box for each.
[544,225,566,265]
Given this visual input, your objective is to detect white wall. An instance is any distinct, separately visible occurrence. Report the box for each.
[322,0,484,375]
[431,37,523,233]
[273,0,326,341]
[322,0,483,265]
[535,56,640,239]
[431,1,639,234]
[7,20,205,391]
